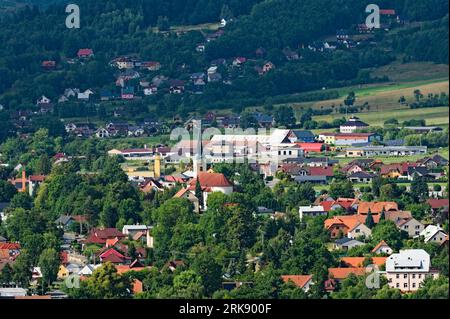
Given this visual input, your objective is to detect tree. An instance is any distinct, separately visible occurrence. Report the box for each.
[0,180,17,202]
[195,179,204,209]
[35,154,52,175]
[410,177,429,202]
[0,263,13,284]
[80,262,132,299]
[165,270,204,299]
[379,208,385,221]
[275,106,296,128]
[329,180,354,199]
[190,247,222,296]
[38,248,60,289]
[157,16,170,32]
[365,209,375,229]
[12,250,33,287]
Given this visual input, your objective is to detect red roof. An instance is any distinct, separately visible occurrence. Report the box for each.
[309,167,333,177]
[85,228,125,244]
[60,251,68,265]
[296,143,324,153]
[380,9,396,15]
[427,199,449,210]
[0,243,21,250]
[281,275,313,288]
[189,172,232,188]
[77,48,94,57]
[29,175,46,182]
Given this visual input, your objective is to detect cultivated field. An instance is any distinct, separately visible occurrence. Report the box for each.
[313,106,450,127]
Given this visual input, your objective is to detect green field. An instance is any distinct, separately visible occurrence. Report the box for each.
[313,106,450,128]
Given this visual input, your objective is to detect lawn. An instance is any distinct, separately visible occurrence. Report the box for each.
[313,106,450,128]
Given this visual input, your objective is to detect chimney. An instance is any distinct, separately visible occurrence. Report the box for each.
[21,169,27,193]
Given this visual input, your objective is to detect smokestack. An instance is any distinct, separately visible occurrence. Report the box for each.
[21,169,27,193]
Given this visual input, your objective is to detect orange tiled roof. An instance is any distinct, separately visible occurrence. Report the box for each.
[357,202,399,214]
[371,240,390,253]
[328,268,366,280]
[324,214,380,230]
[281,275,313,288]
[341,257,387,268]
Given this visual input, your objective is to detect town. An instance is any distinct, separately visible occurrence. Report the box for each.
[0,0,448,302]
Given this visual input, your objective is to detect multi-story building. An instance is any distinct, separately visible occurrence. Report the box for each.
[385,249,439,292]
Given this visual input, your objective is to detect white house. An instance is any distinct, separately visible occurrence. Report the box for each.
[385,249,439,292]
[299,205,327,220]
[371,240,393,255]
[340,117,369,133]
[78,264,101,276]
[419,225,448,244]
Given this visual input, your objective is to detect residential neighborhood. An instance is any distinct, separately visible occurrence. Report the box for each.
[0,0,448,304]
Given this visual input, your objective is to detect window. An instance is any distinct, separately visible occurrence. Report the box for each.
[404,274,407,279]
[396,274,400,279]
[404,283,408,288]
[396,283,400,288]
[412,274,415,279]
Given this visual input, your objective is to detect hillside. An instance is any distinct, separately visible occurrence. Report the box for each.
[0,0,448,128]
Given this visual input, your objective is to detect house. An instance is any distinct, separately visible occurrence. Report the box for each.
[78,264,101,276]
[142,61,161,71]
[85,228,126,245]
[55,215,74,230]
[41,60,56,70]
[99,248,129,264]
[407,166,431,181]
[341,257,387,268]
[420,225,448,245]
[175,172,234,210]
[427,199,449,216]
[333,238,365,251]
[418,154,449,169]
[36,95,51,106]
[324,214,380,239]
[319,132,380,146]
[345,146,428,158]
[262,62,275,74]
[357,201,399,215]
[385,249,439,292]
[321,198,359,214]
[299,205,327,220]
[77,89,94,101]
[296,143,325,154]
[396,218,424,238]
[233,57,247,67]
[77,48,94,59]
[380,163,408,179]
[289,130,316,143]
[328,268,366,282]
[281,275,313,292]
[121,87,135,100]
[348,171,375,184]
[372,240,393,255]
[340,117,369,133]
[347,222,372,240]
[169,80,185,94]
[174,188,201,213]
[403,126,443,134]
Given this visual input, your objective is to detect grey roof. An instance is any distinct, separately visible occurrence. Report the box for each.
[407,166,429,176]
[291,130,315,142]
[294,175,327,183]
[55,215,73,225]
[349,171,375,178]
[0,235,7,242]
